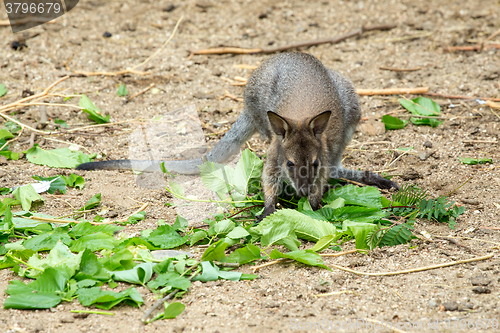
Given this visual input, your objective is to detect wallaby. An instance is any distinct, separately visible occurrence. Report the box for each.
[77,52,398,218]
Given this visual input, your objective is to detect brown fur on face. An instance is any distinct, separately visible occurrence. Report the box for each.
[267,111,330,198]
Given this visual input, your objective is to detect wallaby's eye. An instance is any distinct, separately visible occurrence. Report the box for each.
[313,159,319,168]
[286,160,294,169]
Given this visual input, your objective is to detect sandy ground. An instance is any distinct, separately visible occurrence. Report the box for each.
[0,0,499,332]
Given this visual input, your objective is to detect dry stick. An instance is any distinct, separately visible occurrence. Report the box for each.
[443,44,500,52]
[0,76,70,113]
[432,235,500,247]
[312,290,357,298]
[329,253,494,276]
[141,290,179,324]
[126,83,155,102]
[320,249,359,257]
[118,203,149,223]
[0,128,23,151]
[363,319,408,333]
[379,66,422,72]
[0,112,59,135]
[357,87,428,95]
[424,92,500,102]
[189,24,396,56]
[462,140,497,143]
[340,178,367,187]
[75,16,183,77]
[434,236,473,252]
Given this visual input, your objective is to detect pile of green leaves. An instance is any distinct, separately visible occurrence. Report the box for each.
[0,149,465,321]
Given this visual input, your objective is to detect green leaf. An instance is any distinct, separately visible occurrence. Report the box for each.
[142,225,189,249]
[70,232,118,252]
[54,118,69,128]
[12,184,44,211]
[61,174,85,190]
[0,129,14,140]
[330,206,388,223]
[79,193,101,211]
[214,219,235,236]
[112,262,155,285]
[167,181,185,199]
[270,249,330,270]
[459,157,493,165]
[77,286,143,309]
[172,215,188,232]
[26,242,83,278]
[324,185,382,208]
[232,149,264,196]
[32,175,67,194]
[399,97,441,116]
[189,230,208,246]
[79,94,110,124]
[147,272,191,291]
[199,161,235,199]
[154,302,185,320]
[226,226,250,240]
[221,244,262,265]
[381,115,408,130]
[100,248,135,271]
[200,241,229,262]
[342,220,380,250]
[323,197,345,210]
[24,144,96,168]
[117,84,129,97]
[69,221,122,238]
[310,235,335,252]
[193,261,242,282]
[23,229,72,251]
[4,267,70,309]
[0,84,7,97]
[0,150,20,160]
[410,117,443,127]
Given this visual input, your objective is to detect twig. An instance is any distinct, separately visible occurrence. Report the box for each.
[444,176,472,198]
[126,83,155,102]
[141,290,179,324]
[28,216,78,224]
[434,236,473,252]
[379,66,422,72]
[431,235,500,247]
[356,87,428,95]
[462,140,497,143]
[70,310,114,316]
[0,76,70,114]
[189,24,396,56]
[486,28,500,41]
[340,178,367,187]
[117,203,148,223]
[226,204,263,219]
[0,127,23,151]
[329,253,494,276]
[222,89,243,102]
[65,118,145,132]
[312,290,357,298]
[424,92,500,102]
[443,44,500,52]
[252,258,292,272]
[131,16,183,70]
[0,112,59,135]
[363,318,408,333]
[75,16,183,77]
[320,249,359,257]
[387,149,411,167]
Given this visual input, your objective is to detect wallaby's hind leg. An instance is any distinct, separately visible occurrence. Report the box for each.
[331,166,399,190]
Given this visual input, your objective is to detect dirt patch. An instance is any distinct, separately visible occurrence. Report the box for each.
[1,0,499,332]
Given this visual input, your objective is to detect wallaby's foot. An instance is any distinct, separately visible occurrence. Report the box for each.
[256,205,275,223]
[361,171,399,190]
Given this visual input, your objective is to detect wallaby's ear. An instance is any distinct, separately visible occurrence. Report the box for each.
[268,111,289,138]
[309,111,331,136]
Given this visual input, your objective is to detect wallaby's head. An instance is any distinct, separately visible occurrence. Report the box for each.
[268,110,331,197]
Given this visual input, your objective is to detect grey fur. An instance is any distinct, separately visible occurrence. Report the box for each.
[76,53,398,218]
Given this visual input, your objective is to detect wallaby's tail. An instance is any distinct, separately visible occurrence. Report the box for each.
[76,112,256,174]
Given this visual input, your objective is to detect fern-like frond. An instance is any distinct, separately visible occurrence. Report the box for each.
[392,184,428,206]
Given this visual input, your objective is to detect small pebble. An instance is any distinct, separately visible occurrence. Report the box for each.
[423,141,433,148]
[103,31,112,38]
[472,286,491,294]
